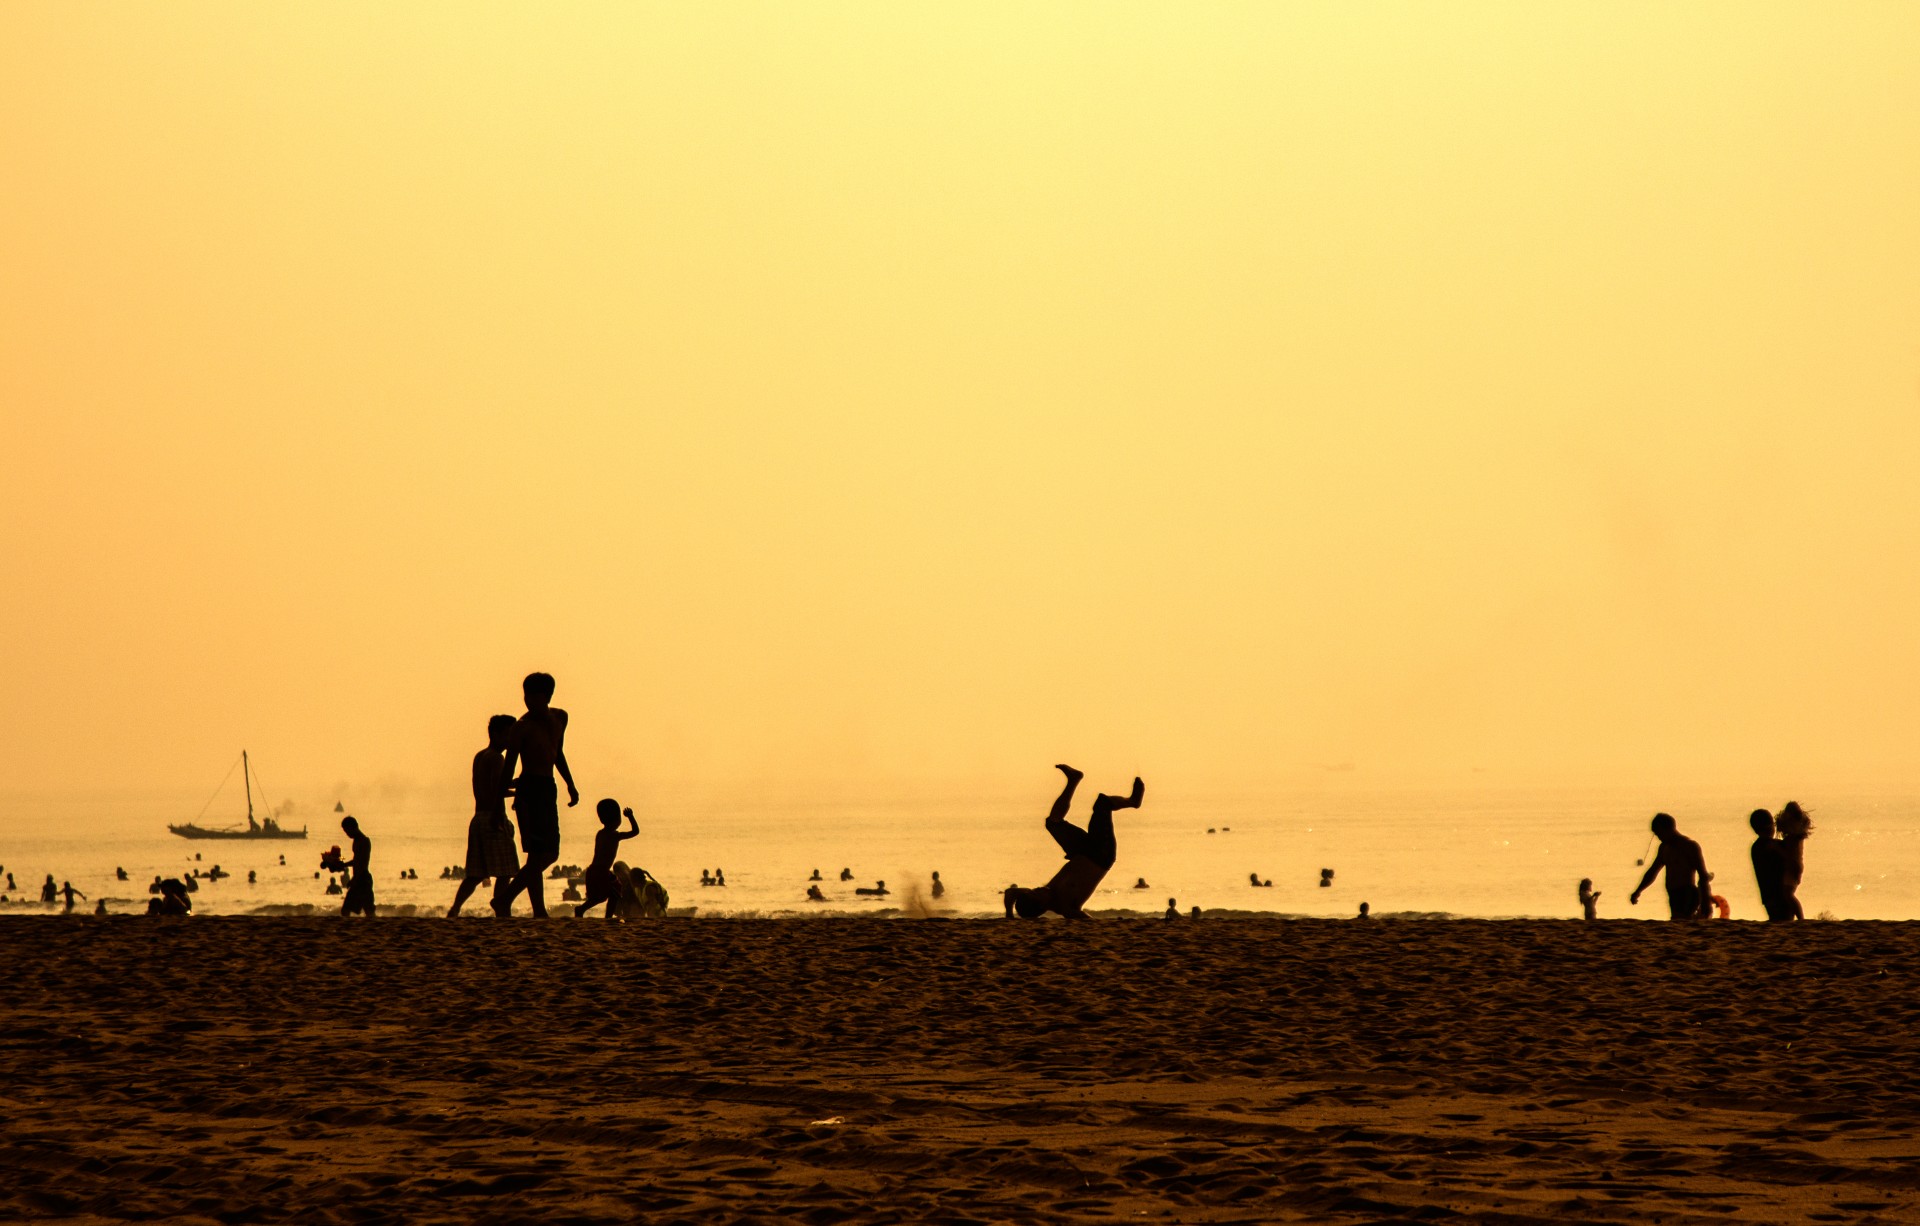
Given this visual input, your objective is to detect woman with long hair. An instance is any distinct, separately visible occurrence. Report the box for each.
[1776,801,1813,920]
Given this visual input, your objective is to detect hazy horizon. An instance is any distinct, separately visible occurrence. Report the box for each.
[4,5,1918,815]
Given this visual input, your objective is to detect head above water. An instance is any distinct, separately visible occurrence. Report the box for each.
[1749,809,1775,836]
[1650,812,1677,838]
[522,672,556,708]
[487,713,516,745]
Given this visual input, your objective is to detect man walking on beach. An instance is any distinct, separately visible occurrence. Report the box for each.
[495,672,579,918]
[1748,809,1793,922]
[1004,764,1144,921]
[1629,813,1712,920]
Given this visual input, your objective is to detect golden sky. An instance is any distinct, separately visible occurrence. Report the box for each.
[3,4,1917,805]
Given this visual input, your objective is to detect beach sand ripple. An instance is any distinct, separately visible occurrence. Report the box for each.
[2,917,1918,1223]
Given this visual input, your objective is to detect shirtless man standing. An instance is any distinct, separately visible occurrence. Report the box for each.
[1629,812,1712,920]
[1004,765,1144,921]
[494,672,579,917]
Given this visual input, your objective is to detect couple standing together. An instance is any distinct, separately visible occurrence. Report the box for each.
[449,672,579,918]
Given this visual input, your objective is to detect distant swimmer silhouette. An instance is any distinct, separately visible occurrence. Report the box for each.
[810,869,824,882]
[714,868,726,887]
[148,876,162,895]
[1777,801,1813,920]
[930,871,945,899]
[1356,901,1370,919]
[1133,877,1150,890]
[1164,897,1179,920]
[1003,765,1144,921]
[451,714,522,918]
[60,881,85,913]
[94,899,107,916]
[806,884,826,902]
[115,867,128,882]
[1749,809,1792,922]
[41,874,57,903]
[1629,813,1711,920]
[247,870,256,884]
[336,816,375,917]
[1319,868,1334,888]
[701,869,713,886]
[495,672,578,918]
[1249,873,1272,888]
[855,880,889,897]
[576,801,639,917]
[1578,878,1601,921]
[839,867,853,881]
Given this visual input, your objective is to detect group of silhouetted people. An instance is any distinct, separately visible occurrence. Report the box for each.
[1610,804,1814,921]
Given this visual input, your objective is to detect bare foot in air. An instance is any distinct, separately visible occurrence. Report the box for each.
[1055,764,1083,785]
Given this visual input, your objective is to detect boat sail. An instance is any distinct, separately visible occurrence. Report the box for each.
[168,751,308,840]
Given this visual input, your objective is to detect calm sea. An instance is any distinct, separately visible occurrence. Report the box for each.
[2,786,1914,922]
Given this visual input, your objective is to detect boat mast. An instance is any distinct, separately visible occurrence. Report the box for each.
[243,750,258,831]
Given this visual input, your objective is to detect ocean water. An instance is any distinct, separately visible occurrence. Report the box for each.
[2,785,1915,922]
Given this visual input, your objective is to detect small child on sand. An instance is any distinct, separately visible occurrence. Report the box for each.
[1578,878,1601,921]
[575,800,639,917]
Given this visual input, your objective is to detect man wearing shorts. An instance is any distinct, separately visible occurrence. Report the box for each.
[495,672,579,917]
[1004,764,1144,921]
[1629,812,1712,920]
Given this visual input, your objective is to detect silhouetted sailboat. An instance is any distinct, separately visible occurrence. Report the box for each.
[169,751,307,840]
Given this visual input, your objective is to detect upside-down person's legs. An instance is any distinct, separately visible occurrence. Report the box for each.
[1087,777,1145,866]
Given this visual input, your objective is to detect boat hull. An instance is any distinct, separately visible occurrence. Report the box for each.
[167,825,308,840]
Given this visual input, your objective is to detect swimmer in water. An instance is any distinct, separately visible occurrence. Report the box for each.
[1003,765,1145,921]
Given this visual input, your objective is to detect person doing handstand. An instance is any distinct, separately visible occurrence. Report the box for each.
[1003,764,1144,921]
[576,800,639,917]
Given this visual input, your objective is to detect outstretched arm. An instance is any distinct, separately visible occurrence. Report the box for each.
[1629,847,1667,904]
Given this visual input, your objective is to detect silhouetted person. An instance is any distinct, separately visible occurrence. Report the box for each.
[1164,897,1179,920]
[1356,901,1370,919]
[1578,877,1601,921]
[115,867,128,882]
[496,672,578,918]
[148,875,162,895]
[1134,877,1150,889]
[855,880,889,896]
[839,867,853,881]
[325,877,343,895]
[810,868,824,881]
[700,869,713,887]
[576,800,639,917]
[149,878,191,916]
[1004,765,1145,921]
[41,874,57,903]
[1319,868,1334,888]
[247,870,256,884]
[60,881,84,913]
[1749,810,1792,922]
[94,899,107,916]
[714,868,726,887]
[338,816,374,917]
[806,884,826,902]
[930,871,945,899]
[1777,801,1812,920]
[6,872,16,891]
[1629,813,1711,920]
[1189,905,1201,918]
[451,714,522,918]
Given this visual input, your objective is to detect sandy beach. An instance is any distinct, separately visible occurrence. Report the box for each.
[3,916,1918,1224]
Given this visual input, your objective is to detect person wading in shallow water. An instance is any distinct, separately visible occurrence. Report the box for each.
[1629,812,1712,920]
[338,816,375,917]
[1003,765,1144,921]
[494,672,579,918]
